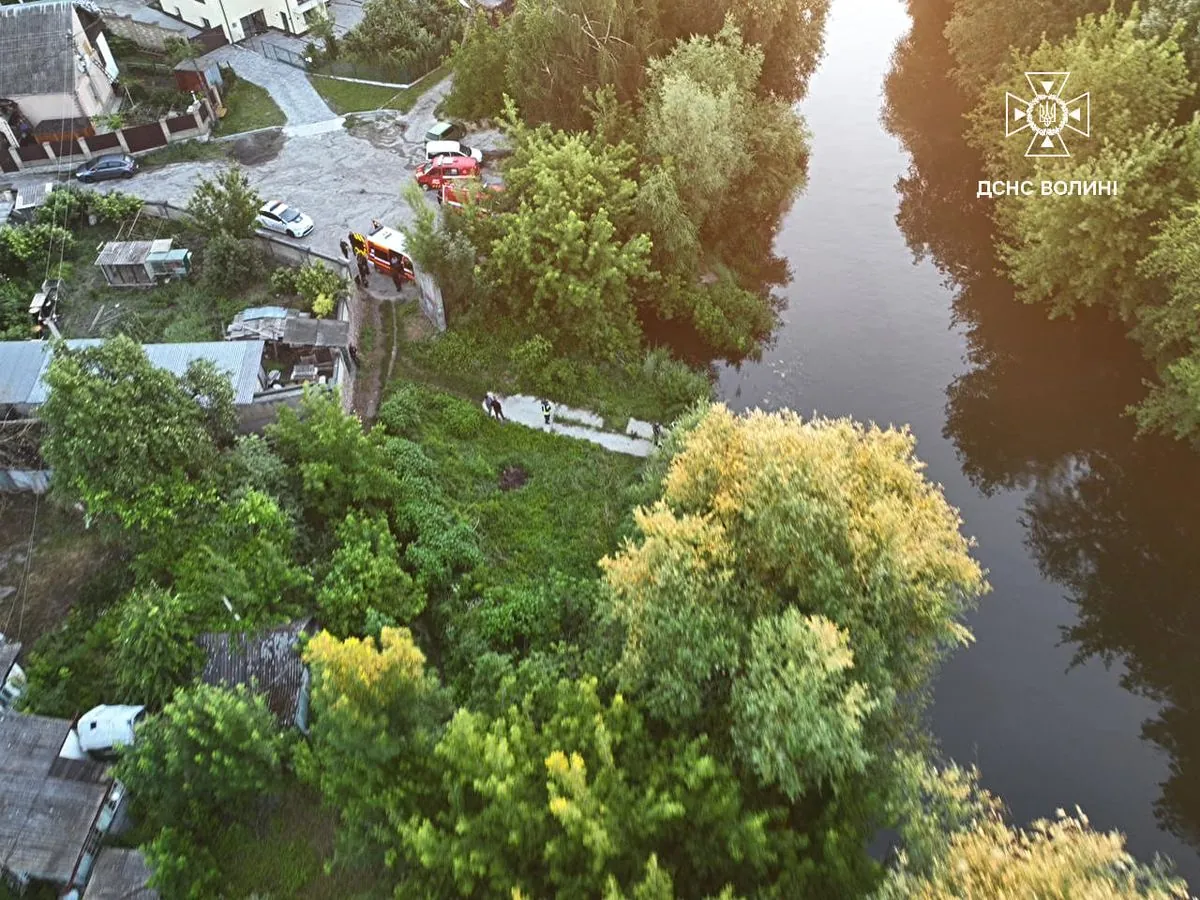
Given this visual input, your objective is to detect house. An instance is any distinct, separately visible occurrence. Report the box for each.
[0,710,127,894]
[0,0,121,145]
[94,238,193,287]
[82,847,158,899]
[0,339,267,421]
[162,0,329,44]
[197,618,314,731]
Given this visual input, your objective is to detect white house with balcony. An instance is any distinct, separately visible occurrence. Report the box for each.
[160,0,328,43]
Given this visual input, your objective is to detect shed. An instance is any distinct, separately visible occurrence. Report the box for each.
[226,306,351,348]
[16,339,267,408]
[197,619,314,730]
[94,239,192,287]
[82,847,158,900]
[0,712,116,889]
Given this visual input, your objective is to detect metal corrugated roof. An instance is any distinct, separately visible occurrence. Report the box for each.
[0,2,76,98]
[0,342,51,406]
[94,241,156,268]
[197,619,312,726]
[0,340,266,407]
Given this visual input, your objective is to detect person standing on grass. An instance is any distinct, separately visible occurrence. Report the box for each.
[490,394,506,422]
[541,399,552,427]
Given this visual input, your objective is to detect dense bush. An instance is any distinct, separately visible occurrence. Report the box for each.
[202,233,261,293]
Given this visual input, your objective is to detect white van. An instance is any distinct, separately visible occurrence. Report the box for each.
[77,705,145,755]
[424,140,483,163]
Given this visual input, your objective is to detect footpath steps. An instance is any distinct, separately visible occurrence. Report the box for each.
[481,394,656,458]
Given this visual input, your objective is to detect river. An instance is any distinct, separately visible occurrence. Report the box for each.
[717,0,1200,881]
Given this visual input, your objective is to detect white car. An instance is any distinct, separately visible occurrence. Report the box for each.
[424,140,484,163]
[257,200,314,238]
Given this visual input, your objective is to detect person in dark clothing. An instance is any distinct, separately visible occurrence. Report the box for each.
[356,252,369,283]
[652,422,662,446]
[486,393,506,422]
[339,239,350,259]
[541,399,552,426]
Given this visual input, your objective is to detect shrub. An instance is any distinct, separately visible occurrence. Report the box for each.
[202,233,260,293]
[294,261,344,306]
[312,292,335,318]
[509,334,553,386]
[92,191,144,223]
[270,266,298,296]
[427,392,483,439]
[378,384,422,437]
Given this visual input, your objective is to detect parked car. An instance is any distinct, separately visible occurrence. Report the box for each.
[424,140,483,163]
[257,200,314,238]
[74,153,137,182]
[424,120,465,143]
[415,155,480,191]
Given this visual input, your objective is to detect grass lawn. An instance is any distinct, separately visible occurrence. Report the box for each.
[216,76,286,134]
[139,140,229,168]
[309,65,449,115]
[396,382,643,584]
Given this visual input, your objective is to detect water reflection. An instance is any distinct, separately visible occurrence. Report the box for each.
[886,0,1200,856]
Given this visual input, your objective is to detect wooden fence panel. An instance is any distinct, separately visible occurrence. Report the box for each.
[122,122,167,153]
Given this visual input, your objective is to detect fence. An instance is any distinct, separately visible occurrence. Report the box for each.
[258,39,309,70]
[1,103,213,173]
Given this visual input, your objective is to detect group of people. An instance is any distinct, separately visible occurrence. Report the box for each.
[483,393,556,428]
[341,222,405,291]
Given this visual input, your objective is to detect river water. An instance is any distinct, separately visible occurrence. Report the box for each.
[718,0,1200,881]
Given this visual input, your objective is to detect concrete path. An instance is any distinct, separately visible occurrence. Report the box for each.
[484,395,656,458]
[205,45,334,125]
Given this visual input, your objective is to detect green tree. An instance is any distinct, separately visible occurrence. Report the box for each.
[39,336,234,537]
[444,11,509,121]
[165,488,311,624]
[343,0,461,76]
[317,511,425,636]
[400,182,478,317]
[601,404,985,736]
[297,627,451,868]
[397,671,768,898]
[116,683,285,831]
[187,167,262,239]
[730,610,877,801]
[113,587,204,708]
[945,0,1121,97]
[482,117,651,360]
[877,804,1190,899]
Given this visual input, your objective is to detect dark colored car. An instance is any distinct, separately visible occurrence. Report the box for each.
[75,153,137,183]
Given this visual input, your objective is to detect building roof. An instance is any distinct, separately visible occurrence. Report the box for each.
[0,339,266,408]
[197,619,312,726]
[0,641,20,682]
[94,239,173,268]
[227,308,350,348]
[0,342,50,406]
[0,1,77,98]
[82,848,158,900]
[0,711,111,884]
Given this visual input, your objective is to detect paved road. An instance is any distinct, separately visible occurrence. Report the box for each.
[205,44,334,125]
[484,394,655,457]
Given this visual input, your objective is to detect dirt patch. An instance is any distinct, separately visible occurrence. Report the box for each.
[498,465,528,492]
[228,129,286,166]
[352,290,385,423]
[0,495,114,646]
[345,111,418,160]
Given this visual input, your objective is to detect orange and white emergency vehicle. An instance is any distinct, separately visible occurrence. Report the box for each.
[363,225,415,280]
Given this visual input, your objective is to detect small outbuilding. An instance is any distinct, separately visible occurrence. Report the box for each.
[94,238,192,287]
[197,618,314,732]
[82,847,158,900]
